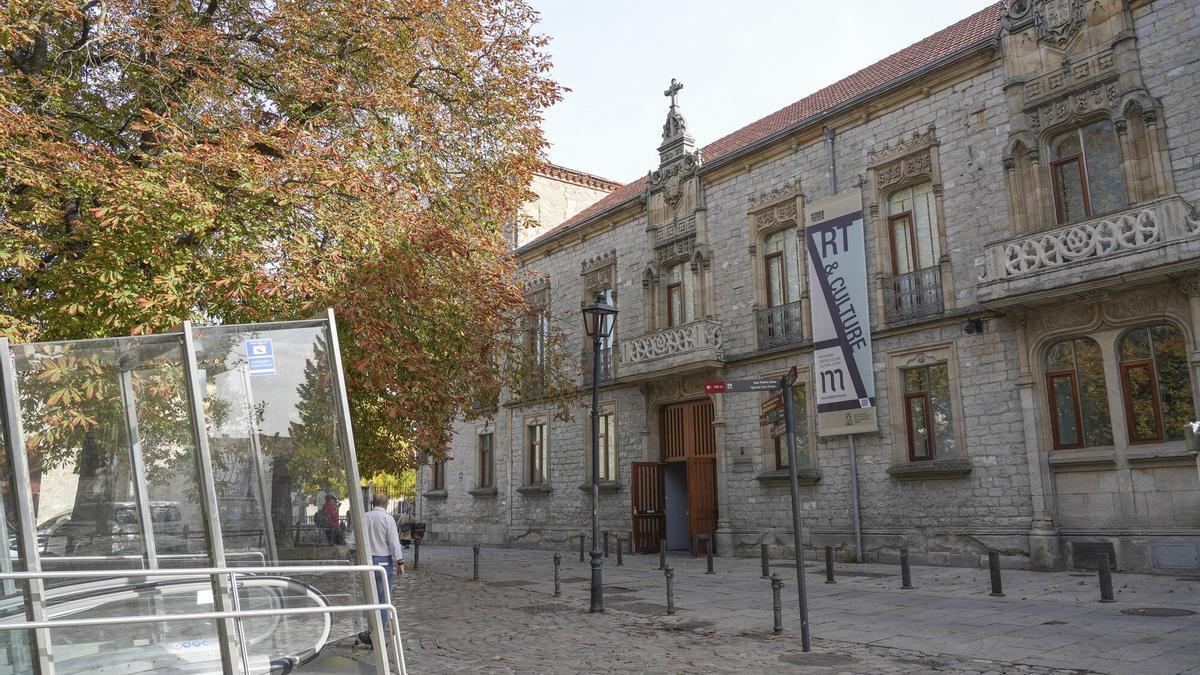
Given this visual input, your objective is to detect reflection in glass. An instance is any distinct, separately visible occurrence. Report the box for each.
[1044,338,1112,449]
[1118,325,1195,443]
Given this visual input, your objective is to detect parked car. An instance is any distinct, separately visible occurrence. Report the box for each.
[41,502,188,557]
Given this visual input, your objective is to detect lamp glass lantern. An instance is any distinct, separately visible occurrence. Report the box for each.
[582,292,617,339]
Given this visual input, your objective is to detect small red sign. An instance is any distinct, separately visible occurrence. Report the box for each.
[704,381,728,394]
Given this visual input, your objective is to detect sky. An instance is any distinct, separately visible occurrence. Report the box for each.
[530,0,998,185]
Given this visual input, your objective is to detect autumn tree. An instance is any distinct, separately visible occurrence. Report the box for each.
[1,0,575,474]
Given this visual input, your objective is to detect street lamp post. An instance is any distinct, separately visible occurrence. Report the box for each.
[582,291,617,614]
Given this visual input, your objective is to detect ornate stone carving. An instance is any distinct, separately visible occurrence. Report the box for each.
[1103,291,1169,322]
[1035,0,1085,49]
[1028,304,1098,333]
[1023,49,1116,105]
[581,249,616,274]
[655,215,696,245]
[1003,156,1017,171]
[748,177,802,211]
[752,201,799,232]
[621,320,722,366]
[1028,80,1120,131]
[1002,0,1033,27]
[583,265,614,293]
[875,151,932,190]
[655,235,696,265]
[523,275,550,295]
[1000,206,1161,277]
[868,124,937,165]
[1178,275,1200,298]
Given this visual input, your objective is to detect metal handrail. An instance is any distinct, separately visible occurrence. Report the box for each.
[0,563,407,674]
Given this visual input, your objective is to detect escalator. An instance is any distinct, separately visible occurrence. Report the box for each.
[0,574,333,674]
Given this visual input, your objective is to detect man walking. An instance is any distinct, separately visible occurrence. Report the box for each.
[351,492,405,646]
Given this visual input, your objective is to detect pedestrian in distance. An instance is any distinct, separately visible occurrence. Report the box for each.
[317,494,342,545]
[348,492,405,647]
[397,507,415,549]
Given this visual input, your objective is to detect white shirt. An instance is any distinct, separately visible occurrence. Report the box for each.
[352,507,404,562]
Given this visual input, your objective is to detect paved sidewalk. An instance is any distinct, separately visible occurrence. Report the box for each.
[325,544,1200,673]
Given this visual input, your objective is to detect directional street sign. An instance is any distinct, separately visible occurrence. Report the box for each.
[759,406,786,426]
[705,378,781,394]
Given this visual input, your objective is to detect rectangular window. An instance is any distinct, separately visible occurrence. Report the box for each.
[431,459,446,491]
[902,364,954,461]
[772,384,810,470]
[667,282,682,327]
[478,432,494,488]
[1121,361,1163,443]
[1047,372,1083,449]
[527,423,548,484]
[764,251,786,307]
[888,213,917,276]
[596,412,617,481]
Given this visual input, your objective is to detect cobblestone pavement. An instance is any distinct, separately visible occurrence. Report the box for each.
[316,544,1200,674]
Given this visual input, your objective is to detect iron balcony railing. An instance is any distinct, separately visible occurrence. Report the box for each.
[883,266,943,323]
[582,345,613,385]
[755,301,804,350]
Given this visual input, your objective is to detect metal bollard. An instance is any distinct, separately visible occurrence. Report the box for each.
[770,573,784,635]
[616,538,624,566]
[705,538,714,574]
[553,552,561,597]
[664,565,676,615]
[825,545,836,584]
[900,547,913,589]
[603,530,610,558]
[413,538,420,570]
[579,533,585,563]
[760,544,770,579]
[659,539,667,570]
[989,551,1004,597]
[1098,554,1116,603]
[472,544,480,581]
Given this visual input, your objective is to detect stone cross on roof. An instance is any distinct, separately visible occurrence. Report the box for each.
[664,78,683,108]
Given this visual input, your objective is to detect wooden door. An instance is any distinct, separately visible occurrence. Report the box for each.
[687,457,717,554]
[630,462,664,553]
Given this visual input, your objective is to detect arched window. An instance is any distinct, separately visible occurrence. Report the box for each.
[762,229,800,308]
[1119,325,1195,443]
[665,262,693,327]
[886,182,940,276]
[1045,338,1112,449]
[1048,120,1126,225]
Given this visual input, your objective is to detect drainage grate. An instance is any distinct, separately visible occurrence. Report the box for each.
[486,579,538,588]
[604,585,638,593]
[1120,607,1197,617]
[512,604,574,615]
[609,601,675,616]
[604,594,641,603]
[779,653,859,667]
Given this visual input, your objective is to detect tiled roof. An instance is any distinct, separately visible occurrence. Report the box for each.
[536,162,622,192]
[521,2,1003,253]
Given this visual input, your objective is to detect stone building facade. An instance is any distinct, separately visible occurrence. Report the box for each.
[419,0,1200,573]
[514,164,621,248]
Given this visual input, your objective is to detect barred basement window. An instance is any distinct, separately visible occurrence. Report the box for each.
[1118,325,1194,444]
[1045,337,1112,450]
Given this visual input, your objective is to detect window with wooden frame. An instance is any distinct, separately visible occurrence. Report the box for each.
[1044,338,1113,450]
[901,363,954,461]
[1048,120,1126,225]
[664,262,693,327]
[477,432,494,488]
[527,423,548,484]
[527,302,550,373]
[771,384,810,470]
[431,459,446,491]
[1118,325,1194,444]
[762,229,800,308]
[886,182,941,276]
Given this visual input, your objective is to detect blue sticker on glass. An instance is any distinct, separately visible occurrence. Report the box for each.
[246,339,275,376]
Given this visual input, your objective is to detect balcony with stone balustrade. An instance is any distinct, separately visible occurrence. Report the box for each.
[976,195,1200,308]
[618,319,723,380]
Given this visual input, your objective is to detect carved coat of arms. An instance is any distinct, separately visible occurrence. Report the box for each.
[1036,0,1084,48]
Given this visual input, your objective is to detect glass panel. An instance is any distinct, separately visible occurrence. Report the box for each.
[762,230,784,255]
[903,367,928,394]
[766,254,785,307]
[1055,159,1088,223]
[907,396,931,460]
[890,215,916,275]
[1045,340,1075,372]
[1150,325,1194,441]
[927,364,954,459]
[887,187,912,216]
[1050,129,1082,158]
[1082,120,1126,216]
[912,183,940,269]
[1050,375,1081,447]
[668,284,683,328]
[1074,338,1113,447]
[0,369,34,673]
[1120,327,1152,361]
[1125,364,1160,442]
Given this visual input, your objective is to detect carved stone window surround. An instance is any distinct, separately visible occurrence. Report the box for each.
[884,341,968,470]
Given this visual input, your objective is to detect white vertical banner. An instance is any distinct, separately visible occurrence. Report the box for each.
[805,192,878,437]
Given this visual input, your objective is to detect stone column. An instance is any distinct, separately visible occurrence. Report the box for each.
[711,392,734,556]
[932,183,955,311]
[1027,148,1052,229]
[1003,156,1024,233]
[1113,118,1140,205]
[1142,109,1175,195]
[1179,275,1200,423]
[1012,315,1062,570]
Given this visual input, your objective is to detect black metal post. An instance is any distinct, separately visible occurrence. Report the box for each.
[665,565,675,615]
[825,546,836,584]
[760,544,770,579]
[771,573,784,635]
[589,331,604,614]
[579,532,585,563]
[705,537,714,574]
[659,539,666,570]
[413,538,420,570]
[989,551,1004,597]
[900,547,913,589]
[616,539,623,566]
[781,379,812,652]
[472,543,480,581]
[1098,554,1116,603]
[553,552,561,597]
[603,530,610,558]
